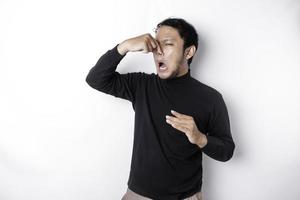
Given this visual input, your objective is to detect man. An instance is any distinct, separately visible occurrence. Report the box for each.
[86,17,235,200]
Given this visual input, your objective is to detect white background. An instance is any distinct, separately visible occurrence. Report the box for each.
[1,0,300,199]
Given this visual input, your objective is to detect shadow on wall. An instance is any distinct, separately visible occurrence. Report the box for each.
[191,1,300,198]
[191,24,244,200]
[296,0,300,34]
[189,28,206,76]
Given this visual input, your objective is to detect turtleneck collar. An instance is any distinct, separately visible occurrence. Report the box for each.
[159,69,191,84]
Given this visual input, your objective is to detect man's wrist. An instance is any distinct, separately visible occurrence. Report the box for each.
[117,40,129,56]
[196,133,208,148]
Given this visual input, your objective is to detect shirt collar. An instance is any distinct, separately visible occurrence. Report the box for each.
[159,69,191,84]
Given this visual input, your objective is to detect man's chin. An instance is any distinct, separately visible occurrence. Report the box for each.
[157,71,174,80]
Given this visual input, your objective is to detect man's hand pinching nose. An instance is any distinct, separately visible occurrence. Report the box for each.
[153,40,163,55]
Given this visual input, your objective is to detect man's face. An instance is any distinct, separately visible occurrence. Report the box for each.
[153,25,189,79]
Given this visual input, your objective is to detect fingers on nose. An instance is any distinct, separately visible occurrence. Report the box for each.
[150,39,163,55]
[155,41,163,55]
[146,42,153,53]
[150,40,156,49]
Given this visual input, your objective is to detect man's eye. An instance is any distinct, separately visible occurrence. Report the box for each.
[165,43,173,46]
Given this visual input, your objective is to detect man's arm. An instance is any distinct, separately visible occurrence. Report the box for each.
[201,93,235,162]
[85,43,141,102]
[85,34,163,103]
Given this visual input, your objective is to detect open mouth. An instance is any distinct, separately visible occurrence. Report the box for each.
[158,62,167,71]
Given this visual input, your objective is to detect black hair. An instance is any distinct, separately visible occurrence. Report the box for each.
[154,17,199,66]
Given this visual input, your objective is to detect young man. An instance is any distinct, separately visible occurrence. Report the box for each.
[86,17,235,200]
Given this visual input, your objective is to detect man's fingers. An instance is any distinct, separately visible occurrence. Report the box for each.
[166,120,188,134]
[166,115,190,126]
[149,39,157,50]
[142,40,152,53]
[147,42,153,52]
[171,110,191,120]
[149,39,161,54]
[148,34,163,55]
[153,39,163,55]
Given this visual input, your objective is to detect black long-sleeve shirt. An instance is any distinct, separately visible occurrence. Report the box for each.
[85,44,235,200]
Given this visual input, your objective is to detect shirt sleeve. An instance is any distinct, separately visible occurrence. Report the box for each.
[201,93,235,162]
[85,44,143,104]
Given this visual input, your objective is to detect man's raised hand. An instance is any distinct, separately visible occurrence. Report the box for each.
[117,33,163,56]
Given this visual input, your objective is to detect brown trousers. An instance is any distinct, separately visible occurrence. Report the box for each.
[121,188,203,200]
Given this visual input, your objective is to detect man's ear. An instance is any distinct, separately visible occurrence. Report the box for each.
[185,45,196,60]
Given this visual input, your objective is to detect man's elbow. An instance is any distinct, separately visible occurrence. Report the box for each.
[85,73,94,86]
[220,142,235,162]
[85,73,100,89]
